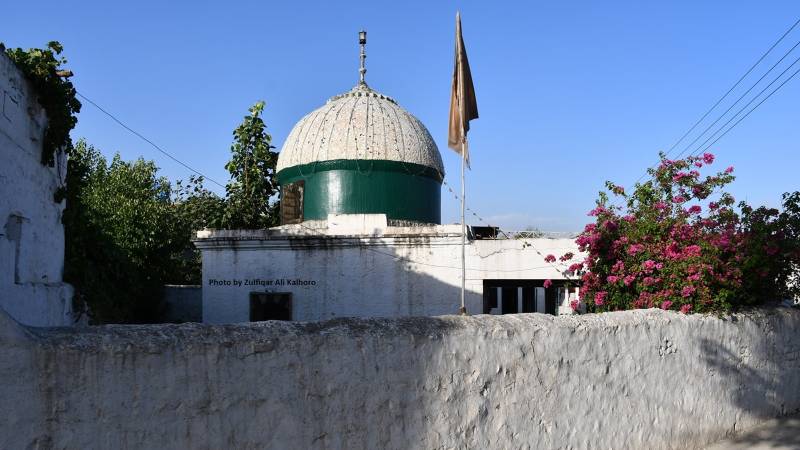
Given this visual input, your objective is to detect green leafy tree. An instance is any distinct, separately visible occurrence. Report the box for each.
[64,140,187,323]
[221,101,280,229]
[171,176,226,283]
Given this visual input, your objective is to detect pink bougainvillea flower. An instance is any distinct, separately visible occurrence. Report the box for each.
[559,252,574,262]
[694,162,703,168]
[709,201,718,210]
[673,195,686,203]
[587,206,606,217]
[627,244,645,255]
[680,304,693,314]
[623,275,636,286]
[570,299,580,311]
[544,254,556,263]
[543,279,552,288]
[643,260,657,270]
[686,205,702,214]
[725,166,734,173]
[683,245,702,258]
[661,301,673,310]
[654,201,668,210]
[703,153,715,164]
[673,172,689,182]
[606,275,619,283]
[681,285,696,297]
[594,291,607,306]
[568,262,583,273]
[665,242,682,260]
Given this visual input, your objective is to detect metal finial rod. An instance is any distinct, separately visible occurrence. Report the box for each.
[358,30,367,85]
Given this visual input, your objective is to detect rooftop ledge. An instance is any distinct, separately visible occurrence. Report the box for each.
[193,214,580,245]
[195,214,464,242]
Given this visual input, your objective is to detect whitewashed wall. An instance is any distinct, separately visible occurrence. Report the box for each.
[0,52,73,326]
[1,305,798,449]
[196,224,580,323]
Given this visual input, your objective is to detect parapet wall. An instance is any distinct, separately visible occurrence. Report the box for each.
[1,306,799,449]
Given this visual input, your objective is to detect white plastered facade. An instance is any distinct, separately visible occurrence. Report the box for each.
[0,52,74,326]
[195,215,581,323]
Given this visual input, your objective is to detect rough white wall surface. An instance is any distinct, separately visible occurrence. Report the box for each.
[2,306,799,449]
[0,52,74,326]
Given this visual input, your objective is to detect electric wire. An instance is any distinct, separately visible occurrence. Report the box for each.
[78,88,577,276]
[690,62,800,158]
[76,91,227,189]
[665,17,800,156]
[634,17,800,185]
[670,38,800,162]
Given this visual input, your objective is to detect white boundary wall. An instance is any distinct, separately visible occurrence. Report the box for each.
[2,306,799,449]
[0,52,73,326]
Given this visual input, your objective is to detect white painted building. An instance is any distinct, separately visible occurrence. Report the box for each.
[196,216,581,323]
[0,51,75,326]
[195,33,581,323]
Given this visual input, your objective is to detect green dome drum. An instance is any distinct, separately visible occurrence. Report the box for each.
[276,83,445,224]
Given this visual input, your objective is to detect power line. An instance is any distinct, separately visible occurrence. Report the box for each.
[671,38,800,162]
[439,178,578,280]
[665,17,800,156]
[77,85,577,275]
[76,91,227,189]
[691,62,800,157]
[634,17,800,185]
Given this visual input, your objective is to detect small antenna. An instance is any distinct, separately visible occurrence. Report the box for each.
[358,30,367,86]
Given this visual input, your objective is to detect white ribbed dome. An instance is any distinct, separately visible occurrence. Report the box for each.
[276,84,444,175]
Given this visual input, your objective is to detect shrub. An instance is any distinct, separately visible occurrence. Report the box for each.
[566,152,799,314]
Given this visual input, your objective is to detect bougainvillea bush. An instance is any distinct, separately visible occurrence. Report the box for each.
[568,152,800,314]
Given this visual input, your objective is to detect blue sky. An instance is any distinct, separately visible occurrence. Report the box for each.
[5,1,799,231]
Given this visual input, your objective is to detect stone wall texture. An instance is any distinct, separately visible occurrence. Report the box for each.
[1,306,799,449]
[0,51,74,326]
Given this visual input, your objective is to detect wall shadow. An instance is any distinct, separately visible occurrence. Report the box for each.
[698,308,800,435]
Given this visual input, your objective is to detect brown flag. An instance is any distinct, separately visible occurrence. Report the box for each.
[448,11,479,166]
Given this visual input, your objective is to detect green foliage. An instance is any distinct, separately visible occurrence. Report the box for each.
[738,192,800,302]
[4,41,81,165]
[221,101,280,229]
[171,176,226,283]
[63,140,218,323]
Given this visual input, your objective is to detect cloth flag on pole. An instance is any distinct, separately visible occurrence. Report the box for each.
[448,11,479,166]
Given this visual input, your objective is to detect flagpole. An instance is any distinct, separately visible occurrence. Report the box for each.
[459,131,467,315]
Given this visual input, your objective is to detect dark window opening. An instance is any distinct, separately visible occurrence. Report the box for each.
[280,180,304,225]
[501,287,518,314]
[250,292,292,321]
[472,226,498,240]
[482,279,568,316]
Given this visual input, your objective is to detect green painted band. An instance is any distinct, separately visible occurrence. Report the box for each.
[277,159,444,184]
[277,159,442,223]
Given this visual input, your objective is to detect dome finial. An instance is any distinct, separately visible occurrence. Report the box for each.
[358,30,367,86]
